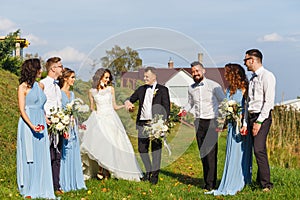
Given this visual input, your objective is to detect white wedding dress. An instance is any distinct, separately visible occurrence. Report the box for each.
[80,87,143,181]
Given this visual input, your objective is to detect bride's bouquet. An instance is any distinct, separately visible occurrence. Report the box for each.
[143,114,171,155]
[217,99,242,132]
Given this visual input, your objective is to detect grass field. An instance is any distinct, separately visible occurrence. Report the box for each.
[0,68,300,199]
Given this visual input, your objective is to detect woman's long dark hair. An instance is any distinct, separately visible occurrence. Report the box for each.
[91,68,113,89]
[19,58,41,87]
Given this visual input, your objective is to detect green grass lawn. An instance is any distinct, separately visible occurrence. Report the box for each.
[1,124,300,199]
[0,69,300,199]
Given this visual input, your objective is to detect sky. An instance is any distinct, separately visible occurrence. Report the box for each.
[1,0,300,103]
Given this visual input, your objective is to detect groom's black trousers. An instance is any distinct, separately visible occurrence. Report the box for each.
[194,118,218,190]
[137,121,162,179]
[248,111,273,189]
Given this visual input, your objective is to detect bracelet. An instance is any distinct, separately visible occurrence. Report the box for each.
[255,120,263,125]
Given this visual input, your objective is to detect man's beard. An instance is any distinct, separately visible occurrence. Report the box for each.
[193,75,203,83]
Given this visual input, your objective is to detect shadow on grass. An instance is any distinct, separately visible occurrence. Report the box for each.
[160,169,204,188]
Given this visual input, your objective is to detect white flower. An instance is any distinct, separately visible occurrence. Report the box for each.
[79,104,90,112]
[228,100,236,106]
[217,99,242,130]
[51,116,60,124]
[57,111,65,119]
[75,98,84,104]
[162,125,168,132]
[66,103,73,111]
[61,115,70,125]
[74,104,81,111]
[49,107,69,134]
[143,114,169,140]
[55,122,65,131]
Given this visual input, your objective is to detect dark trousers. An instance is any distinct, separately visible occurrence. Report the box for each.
[248,112,273,189]
[137,121,162,179]
[194,118,218,190]
[49,134,63,191]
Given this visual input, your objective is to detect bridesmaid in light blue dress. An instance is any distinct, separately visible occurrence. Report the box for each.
[17,59,55,199]
[59,68,86,192]
[213,63,252,196]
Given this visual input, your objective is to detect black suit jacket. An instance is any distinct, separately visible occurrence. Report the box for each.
[129,84,170,124]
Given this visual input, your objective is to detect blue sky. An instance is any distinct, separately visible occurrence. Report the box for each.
[1,0,300,102]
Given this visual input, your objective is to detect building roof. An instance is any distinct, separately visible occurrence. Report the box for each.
[121,67,228,89]
[122,68,178,85]
[180,67,228,89]
[278,98,300,107]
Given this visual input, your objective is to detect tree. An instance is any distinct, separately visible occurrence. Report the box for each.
[24,53,46,69]
[101,45,142,77]
[0,30,23,75]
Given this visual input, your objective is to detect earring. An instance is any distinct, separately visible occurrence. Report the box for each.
[100,81,105,88]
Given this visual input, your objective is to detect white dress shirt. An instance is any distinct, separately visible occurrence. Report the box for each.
[40,76,62,116]
[140,82,157,120]
[248,66,276,122]
[184,78,225,119]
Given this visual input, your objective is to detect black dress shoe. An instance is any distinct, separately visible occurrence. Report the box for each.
[150,176,158,185]
[141,172,151,181]
[203,185,213,191]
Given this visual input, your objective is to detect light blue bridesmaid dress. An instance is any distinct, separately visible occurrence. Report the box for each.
[60,91,86,192]
[17,82,55,199]
[213,89,252,195]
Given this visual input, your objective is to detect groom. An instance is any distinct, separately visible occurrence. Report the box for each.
[125,67,170,185]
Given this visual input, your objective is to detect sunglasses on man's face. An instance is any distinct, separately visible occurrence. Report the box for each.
[243,57,252,62]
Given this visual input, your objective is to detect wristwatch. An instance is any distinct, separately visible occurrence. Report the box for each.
[255,120,263,125]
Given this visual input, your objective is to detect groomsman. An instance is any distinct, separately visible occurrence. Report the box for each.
[125,67,170,185]
[179,61,225,191]
[242,49,275,192]
[40,57,64,194]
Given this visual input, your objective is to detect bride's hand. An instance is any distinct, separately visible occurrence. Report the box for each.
[125,100,134,111]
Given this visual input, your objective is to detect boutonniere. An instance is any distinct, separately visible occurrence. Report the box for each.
[153,88,159,97]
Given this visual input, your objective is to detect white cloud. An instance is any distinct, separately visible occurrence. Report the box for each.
[286,33,300,42]
[24,34,47,46]
[258,32,283,42]
[43,46,88,62]
[0,17,17,33]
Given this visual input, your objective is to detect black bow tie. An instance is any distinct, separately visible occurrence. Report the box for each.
[250,73,257,81]
[53,80,59,85]
[193,82,204,88]
[146,85,153,89]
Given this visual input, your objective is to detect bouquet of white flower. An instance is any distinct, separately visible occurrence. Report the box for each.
[65,98,90,117]
[217,99,242,132]
[65,98,90,126]
[143,114,168,140]
[49,107,71,136]
[143,114,171,155]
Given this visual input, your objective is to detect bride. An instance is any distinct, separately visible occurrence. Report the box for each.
[80,68,143,181]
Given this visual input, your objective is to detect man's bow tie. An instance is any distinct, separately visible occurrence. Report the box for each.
[250,73,257,81]
[146,85,153,89]
[53,80,59,85]
[193,82,204,88]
